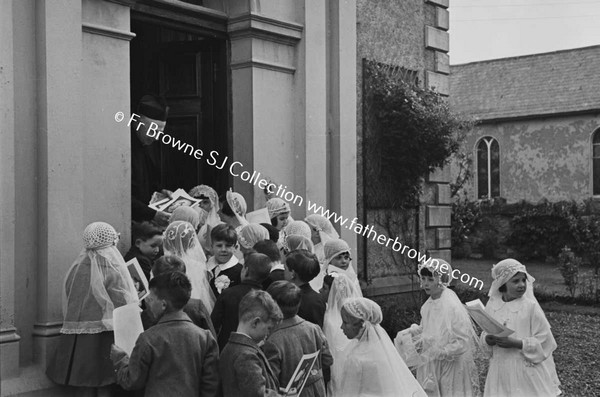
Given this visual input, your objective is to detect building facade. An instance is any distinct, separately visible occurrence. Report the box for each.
[450,46,600,204]
[1,0,451,394]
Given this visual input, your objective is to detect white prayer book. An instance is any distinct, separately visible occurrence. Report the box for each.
[465,299,514,337]
[113,303,144,356]
[279,350,320,397]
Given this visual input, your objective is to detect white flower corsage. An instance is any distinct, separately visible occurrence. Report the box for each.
[214,274,231,293]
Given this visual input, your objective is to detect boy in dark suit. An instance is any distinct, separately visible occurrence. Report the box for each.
[146,255,216,338]
[253,240,284,290]
[219,290,283,397]
[211,252,272,350]
[285,250,326,328]
[207,223,242,297]
[263,281,333,397]
[111,272,219,397]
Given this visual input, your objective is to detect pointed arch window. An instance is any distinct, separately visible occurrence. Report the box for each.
[477,137,500,199]
[593,129,600,195]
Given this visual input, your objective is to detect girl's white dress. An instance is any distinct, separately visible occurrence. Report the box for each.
[482,296,560,397]
[404,288,480,397]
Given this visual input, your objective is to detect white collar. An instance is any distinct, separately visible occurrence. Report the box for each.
[270,262,285,272]
[207,255,239,273]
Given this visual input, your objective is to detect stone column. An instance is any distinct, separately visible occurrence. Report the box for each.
[328,0,358,255]
[32,0,85,366]
[0,0,21,380]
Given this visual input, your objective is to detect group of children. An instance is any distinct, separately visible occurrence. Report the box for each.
[46,184,561,397]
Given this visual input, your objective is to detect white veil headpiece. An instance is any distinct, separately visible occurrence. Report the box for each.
[163,221,215,311]
[238,224,269,249]
[489,258,536,302]
[324,273,363,355]
[333,298,427,397]
[226,189,249,228]
[190,185,223,251]
[61,222,138,334]
[304,214,339,244]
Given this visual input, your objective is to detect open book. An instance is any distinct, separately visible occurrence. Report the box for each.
[279,350,320,397]
[465,299,514,337]
[148,188,201,214]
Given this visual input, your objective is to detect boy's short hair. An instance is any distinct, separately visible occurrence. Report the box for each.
[210,223,237,245]
[152,255,186,277]
[260,223,280,243]
[253,240,281,263]
[285,249,320,283]
[419,267,434,278]
[244,253,273,283]
[323,274,335,289]
[267,280,301,319]
[132,221,162,243]
[239,289,283,324]
[148,271,191,310]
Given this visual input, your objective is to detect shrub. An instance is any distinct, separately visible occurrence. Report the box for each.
[557,247,581,298]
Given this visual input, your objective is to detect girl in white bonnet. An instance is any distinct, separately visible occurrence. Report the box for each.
[482,259,560,397]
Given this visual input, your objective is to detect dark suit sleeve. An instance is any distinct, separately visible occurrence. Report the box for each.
[232,352,269,397]
[114,333,152,390]
[261,341,282,383]
[132,196,156,223]
[200,333,220,397]
[211,295,225,335]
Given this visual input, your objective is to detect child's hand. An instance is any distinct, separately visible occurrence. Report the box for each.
[110,343,128,363]
[494,336,522,349]
[485,334,497,346]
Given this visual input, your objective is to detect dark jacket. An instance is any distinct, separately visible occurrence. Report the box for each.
[297,284,326,328]
[219,332,279,397]
[262,269,285,290]
[113,311,219,397]
[209,263,243,298]
[131,133,160,222]
[211,279,263,350]
[262,316,333,397]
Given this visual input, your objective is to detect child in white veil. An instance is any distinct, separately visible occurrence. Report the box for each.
[332,297,427,397]
[322,273,363,396]
[397,259,481,397]
[481,259,560,397]
[163,221,216,312]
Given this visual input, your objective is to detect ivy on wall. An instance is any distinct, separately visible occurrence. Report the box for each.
[363,60,474,207]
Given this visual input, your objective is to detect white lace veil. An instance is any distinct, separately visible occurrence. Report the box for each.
[304,214,339,244]
[61,222,138,334]
[488,258,536,302]
[189,185,222,251]
[226,189,249,228]
[238,224,270,249]
[285,235,314,253]
[266,197,290,220]
[169,206,200,230]
[333,298,427,397]
[163,221,216,311]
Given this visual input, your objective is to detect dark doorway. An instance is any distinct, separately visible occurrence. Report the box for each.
[130,19,229,195]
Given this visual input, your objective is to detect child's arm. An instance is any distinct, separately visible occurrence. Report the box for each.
[319,330,334,369]
[233,352,277,397]
[199,333,220,397]
[519,303,557,364]
[261,341,283,382]
[110,337,151,390]
[210,295,224,333]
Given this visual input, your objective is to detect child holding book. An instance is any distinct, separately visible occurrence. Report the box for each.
[481,259,560,397]
[398,259,480,397]
[211,252,272,350]
[111,271,219,397]
[125,221,163,282]
[263,281,333,397]
[219,290,283,397]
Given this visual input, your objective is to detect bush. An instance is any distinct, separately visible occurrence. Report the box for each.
[557,246,581,298]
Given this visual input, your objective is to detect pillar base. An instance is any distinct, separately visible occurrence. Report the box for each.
[32,322,62,368]
[0,327,21,379]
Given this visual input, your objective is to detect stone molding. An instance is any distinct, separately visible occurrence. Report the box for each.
[82,22,136,41]
[32,322,63,337]
[0,327,21,344]
[228,12,303,46]
[425,0,449,9]
[230,59,296,74]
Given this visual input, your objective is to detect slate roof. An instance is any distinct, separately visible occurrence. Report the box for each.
[449,45,600,121]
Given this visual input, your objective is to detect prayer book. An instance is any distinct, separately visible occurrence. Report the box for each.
[246,207,271,224]
[148,188,201,213]
[126,258,150,301]
[113,303,144,356]
[465,299,514,337]
[279,350,320,397]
